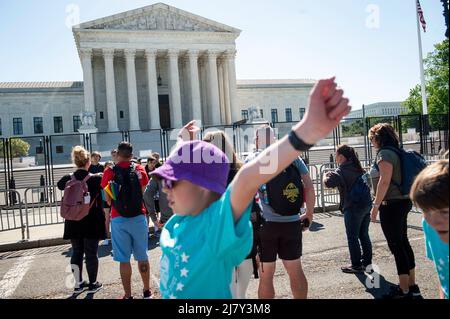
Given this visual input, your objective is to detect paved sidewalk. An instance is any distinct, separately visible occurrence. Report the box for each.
[0,211,441,299]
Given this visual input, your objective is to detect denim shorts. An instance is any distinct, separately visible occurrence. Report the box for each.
[111,214,148,262]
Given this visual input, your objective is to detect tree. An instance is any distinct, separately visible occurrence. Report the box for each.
[403,39,449,115]
[442,0,449,38]
[341,119,364,137]
[0,139,30,158]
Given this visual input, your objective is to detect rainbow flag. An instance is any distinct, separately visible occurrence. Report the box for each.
[104,183,115,200]
[110,181,119,200]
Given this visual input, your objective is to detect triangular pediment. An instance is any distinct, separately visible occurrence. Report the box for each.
[75,2,241,33]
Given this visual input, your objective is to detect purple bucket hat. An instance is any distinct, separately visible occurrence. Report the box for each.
[150,140,230,195]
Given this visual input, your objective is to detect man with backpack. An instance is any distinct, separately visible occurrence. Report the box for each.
[101,142,151,299]
[247,125,315,299]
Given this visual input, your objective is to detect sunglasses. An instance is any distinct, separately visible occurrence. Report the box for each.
[162,179,175,190]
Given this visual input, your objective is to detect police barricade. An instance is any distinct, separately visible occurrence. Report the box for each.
[0,189,25,240]
[23,185,64,239]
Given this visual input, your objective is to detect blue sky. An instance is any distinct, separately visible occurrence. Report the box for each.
[0,0,447,110]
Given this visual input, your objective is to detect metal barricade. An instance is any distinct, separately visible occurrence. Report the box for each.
[307,164,322,209]
[23,185,64,239]
[319,163,342,212]
[0,189,25,240]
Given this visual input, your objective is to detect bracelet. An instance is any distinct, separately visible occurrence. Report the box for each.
[288,130,314,151]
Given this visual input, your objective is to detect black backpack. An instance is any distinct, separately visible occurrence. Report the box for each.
[338,171,372,210]
[112,163,143,218]
[266,163,304,216]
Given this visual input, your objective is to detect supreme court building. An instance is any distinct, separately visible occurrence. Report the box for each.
[0,3,315,162]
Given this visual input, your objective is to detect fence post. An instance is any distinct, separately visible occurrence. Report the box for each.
[40,175,46,202]
[8,178,17,205]
[397,116,403,148]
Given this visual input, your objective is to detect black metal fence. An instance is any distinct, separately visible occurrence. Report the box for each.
[0,114,448,195]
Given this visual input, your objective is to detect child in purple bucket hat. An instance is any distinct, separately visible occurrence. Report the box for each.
[151,77,351,299]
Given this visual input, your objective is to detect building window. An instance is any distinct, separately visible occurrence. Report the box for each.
[285,108,292,122]
[260,109,264,119]
[33,117,43,134]
[120,111,124,119]
[241,110,249,120]
[56,146,64,154]
[100,112,104,119]
[73,115,81,132]
[271,109,278,123]
[13,118,23,135]
[299,108,306,120]
[54,116,63,134]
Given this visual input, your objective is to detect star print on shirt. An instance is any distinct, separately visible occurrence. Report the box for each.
[181,252,190,263]
[180,268,189,278]
[169,294,177,299]
[176,283,184,291]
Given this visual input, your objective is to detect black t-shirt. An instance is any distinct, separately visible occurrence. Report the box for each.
[89,164,105,174]
[57,169,106,240]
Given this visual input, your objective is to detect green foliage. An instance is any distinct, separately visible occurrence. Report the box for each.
[403,39,449,115]
[0,139,30,158]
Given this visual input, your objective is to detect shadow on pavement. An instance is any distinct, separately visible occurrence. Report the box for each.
[309,221,325,232]
[354,271,398,299]
[61,236,160,259]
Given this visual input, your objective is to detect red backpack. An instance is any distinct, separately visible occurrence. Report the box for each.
[60,174,97,221]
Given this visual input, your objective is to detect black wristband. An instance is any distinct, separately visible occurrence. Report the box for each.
[288,130,314,151]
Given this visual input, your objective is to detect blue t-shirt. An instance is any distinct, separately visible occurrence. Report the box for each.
[423,219,449,299]
[159,185,253,299]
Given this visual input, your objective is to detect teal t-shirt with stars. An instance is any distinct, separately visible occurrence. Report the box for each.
[159,185,253,299]
[423,219,449,299]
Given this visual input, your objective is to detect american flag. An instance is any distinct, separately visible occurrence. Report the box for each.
[416,0,427,32]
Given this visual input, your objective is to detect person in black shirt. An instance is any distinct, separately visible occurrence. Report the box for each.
[58,146,105,296]
[88,151,104,174]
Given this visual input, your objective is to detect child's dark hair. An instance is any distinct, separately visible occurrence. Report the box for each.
[336,144,364,173]
[410,160,449,212]
[117,142,133,159]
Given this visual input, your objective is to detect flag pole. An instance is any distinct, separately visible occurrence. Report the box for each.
[416,0,428,115]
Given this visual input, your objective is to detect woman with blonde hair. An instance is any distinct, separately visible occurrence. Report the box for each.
[57,146,105,297]
[202,131,243,182]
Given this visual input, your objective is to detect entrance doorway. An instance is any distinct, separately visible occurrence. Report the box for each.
[159,95,171,129]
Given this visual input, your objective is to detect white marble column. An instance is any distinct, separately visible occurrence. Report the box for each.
[103,49,119,132]
[207,51,221,125]
[222,57,232,124]
[217,59,227,124]
[187,50,202,122]
[124,49,140,131]
[80,48,95,113]
[226,50,239,123]
[168,49,183,128]
[145,49,161,129]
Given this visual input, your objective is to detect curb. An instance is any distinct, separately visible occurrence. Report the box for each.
[0,238,70,253]
[0,226,157,253]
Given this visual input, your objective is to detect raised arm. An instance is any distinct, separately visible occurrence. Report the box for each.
[230,78,351,223]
